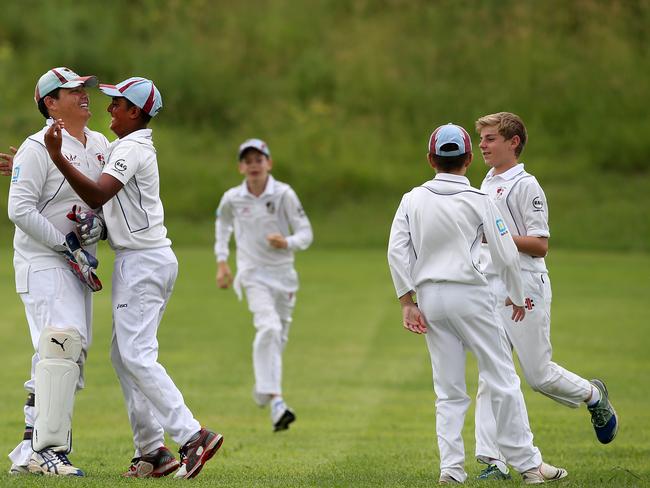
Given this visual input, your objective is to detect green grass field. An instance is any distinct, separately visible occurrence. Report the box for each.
[0,246,648,487]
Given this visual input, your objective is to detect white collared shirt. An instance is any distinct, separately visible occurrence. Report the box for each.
[8,120,108,291]
[214,175,313,273]
[387,173,524,306]
[479,163,549,274]
[101,128,171,251]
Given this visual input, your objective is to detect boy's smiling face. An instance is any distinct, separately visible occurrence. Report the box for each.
[238,149,272,182]
[478,125,519,170]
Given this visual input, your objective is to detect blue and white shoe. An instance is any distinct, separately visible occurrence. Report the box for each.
[477,463,511,480]
[28,449,84,476]
[588,379,618,444]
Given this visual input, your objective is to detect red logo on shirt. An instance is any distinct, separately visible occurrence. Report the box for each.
[96,153,105,166]
[495,187,506,199]
[524,297,535,310]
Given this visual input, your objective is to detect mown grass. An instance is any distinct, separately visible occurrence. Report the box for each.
[0,246,648,487]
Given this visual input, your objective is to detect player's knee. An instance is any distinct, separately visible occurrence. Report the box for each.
[525,372,554,394]
[254,324,281,347]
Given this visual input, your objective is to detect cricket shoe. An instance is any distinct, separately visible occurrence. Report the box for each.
[477,463,511,480]
[28,449,84,476]
[588,379,618,444]
[8,463,30,475]
[173,428,223,479]
[271,398,296,432]
[521,463,567,484]
[123,446,179,478]
[439,473,462,484]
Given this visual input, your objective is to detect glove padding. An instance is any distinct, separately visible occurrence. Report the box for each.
[61,232,102,292]
[67,205,107,246]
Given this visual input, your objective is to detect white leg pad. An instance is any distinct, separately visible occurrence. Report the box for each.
[33,327,82,453]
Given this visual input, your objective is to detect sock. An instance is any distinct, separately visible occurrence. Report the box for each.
[586,385,601,407]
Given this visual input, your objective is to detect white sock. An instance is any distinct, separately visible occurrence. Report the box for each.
[586,385,601,406]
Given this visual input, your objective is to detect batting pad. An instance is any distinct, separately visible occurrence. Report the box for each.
[32,327,82,453]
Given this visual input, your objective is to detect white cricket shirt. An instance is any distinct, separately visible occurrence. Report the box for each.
[215,176,313,292]
[101,129,171,251]
[387,173,524,306]
[479,163,549,274]
[8,120,108,291]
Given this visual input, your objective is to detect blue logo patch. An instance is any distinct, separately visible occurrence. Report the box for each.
[11,166,20,183]
[496,218,508,236]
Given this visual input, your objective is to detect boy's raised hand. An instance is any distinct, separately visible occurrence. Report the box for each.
[0,146,17,176]
[217,261,233,289]
[44,119,65,158]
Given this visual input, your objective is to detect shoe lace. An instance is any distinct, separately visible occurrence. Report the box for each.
[52,451,72,466]
[589,404,610,427]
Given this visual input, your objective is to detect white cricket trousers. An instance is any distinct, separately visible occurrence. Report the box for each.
[418,281,542,482]
[475,271,592,463]
[244,283,295,396]
[110,247,200,457]
[9,267,92,466]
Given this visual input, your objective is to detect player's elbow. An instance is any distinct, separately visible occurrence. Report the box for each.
[8,204,28,225]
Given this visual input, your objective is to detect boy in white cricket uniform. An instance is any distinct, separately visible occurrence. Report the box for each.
[43,77,223,480]
[387,123,567,484]
[215,139,312,432]
[473,112,618,480]
[7,67,107,477]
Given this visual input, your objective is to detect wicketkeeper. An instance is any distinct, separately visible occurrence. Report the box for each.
[7,67,108,476]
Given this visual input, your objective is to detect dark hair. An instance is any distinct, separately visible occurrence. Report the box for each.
[125,98,152,124]
[430,150,471,172]
[37,88,61,119]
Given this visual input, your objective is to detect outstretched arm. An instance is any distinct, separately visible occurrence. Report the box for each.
[44,120,122,208]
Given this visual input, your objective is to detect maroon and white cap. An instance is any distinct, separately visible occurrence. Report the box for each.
[238,138,271,159]
[428,123,472,156]
[34,67,98,103]
[99,77,163,117]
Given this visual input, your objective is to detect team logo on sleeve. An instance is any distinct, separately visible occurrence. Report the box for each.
[111,159,127,176]
[496,218,509,236]
[532,196,544,211]
[11,166,20,183]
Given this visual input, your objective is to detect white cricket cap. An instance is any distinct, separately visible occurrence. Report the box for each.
[428,123,472,157]
[34,67,98,103]
[99,77,163,117]
[238,138,271,159]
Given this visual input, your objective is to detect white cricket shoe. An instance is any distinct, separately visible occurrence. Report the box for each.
[271,398,296,432]
[522,462,567,484]
[8,463,30,475]
[28,449,84,476]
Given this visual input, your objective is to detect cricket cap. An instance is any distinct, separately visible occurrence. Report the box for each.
[238,138,271,159]
[428,123,472,157]
[34,67,98,103]
[99,77,163,117]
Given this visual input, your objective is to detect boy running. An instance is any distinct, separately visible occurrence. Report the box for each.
[387,123,567,484]
[43,77,223,479]
[215,139,312,432]
[473,112,618,480]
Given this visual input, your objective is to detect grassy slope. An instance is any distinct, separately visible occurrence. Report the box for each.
[0,246,648,487]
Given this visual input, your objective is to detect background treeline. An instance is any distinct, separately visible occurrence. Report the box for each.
[1,0,648,251]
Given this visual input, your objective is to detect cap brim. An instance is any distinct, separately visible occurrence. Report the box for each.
[60,75,98,89]
[99,84,123,97]
[238,145,270,159]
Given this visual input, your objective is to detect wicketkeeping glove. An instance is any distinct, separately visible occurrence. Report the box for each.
[60,232,102,292]
[66,205,107,246]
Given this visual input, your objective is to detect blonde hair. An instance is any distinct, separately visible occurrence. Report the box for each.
[475,112,527,157]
